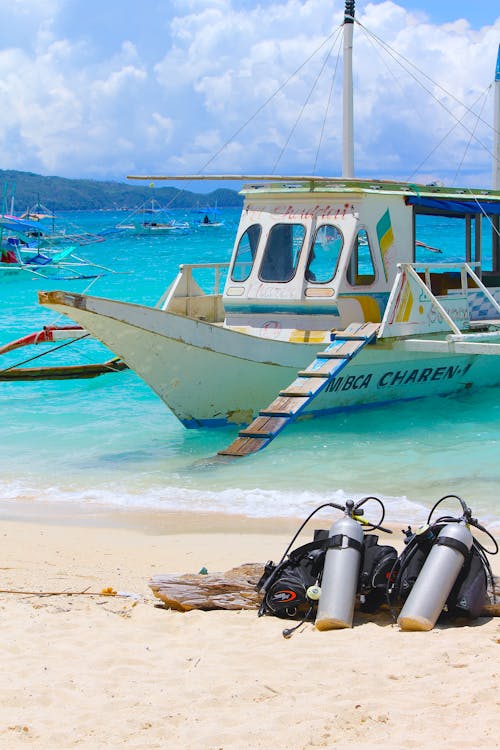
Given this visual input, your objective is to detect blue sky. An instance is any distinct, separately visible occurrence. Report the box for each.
[0,0,499,188]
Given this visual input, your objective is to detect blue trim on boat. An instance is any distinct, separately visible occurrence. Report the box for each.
[180,393,424,429]
[223,302,340,315]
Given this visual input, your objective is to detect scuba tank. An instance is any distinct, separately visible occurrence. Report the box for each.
[396,495,497,631]
[315,498,388,630]
[257,496,393,637]
[397,521,473,631]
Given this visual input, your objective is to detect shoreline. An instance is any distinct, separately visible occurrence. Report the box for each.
[0,497,309,535]
[3,494,499,533]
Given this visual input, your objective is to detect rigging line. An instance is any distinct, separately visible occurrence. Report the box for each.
[355,19,498,136]
[69,253,129,274]
[272,26,343,174]
[462,187,500,241]
[0,334,91,375]
[451,86,491,187]
[156,23,344,210]
[313,30,343,175]
[406,84,493,182]
[197,24,344,176]
[355,20,497,161]
[46,273,107,329]
[355,24,430,131]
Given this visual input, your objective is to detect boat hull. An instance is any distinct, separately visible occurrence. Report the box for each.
[39,291,500,428]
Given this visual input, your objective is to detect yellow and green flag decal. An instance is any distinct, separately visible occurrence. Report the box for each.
[376,209,394,281]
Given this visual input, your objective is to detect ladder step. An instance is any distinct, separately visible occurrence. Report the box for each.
[298,360,345,377]
[280,377,325,397]
[320,340,366,358]
[330,322,380,340]
[260,395,310,416]
[239,416,289,438]
[218,435,271,457]
[215,323,379,459]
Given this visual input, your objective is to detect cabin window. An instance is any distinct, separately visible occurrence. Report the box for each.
[231,224,261,282]
[414,214,487,266]
[306,224,343,283]
[259,223,306,282]
[347,228,376,286]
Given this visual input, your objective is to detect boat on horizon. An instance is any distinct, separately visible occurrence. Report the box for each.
[116,198,190,235]
[191,202,226,229]
[38,2,500,457]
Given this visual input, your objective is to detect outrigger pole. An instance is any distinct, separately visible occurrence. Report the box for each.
[342,0,355,178]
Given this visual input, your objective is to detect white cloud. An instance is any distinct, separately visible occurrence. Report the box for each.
[0,0,498,186]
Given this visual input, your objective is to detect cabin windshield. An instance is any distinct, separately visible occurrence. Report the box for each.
[231,224,261,282]
[259,223,305,282]
[305,224,343,283]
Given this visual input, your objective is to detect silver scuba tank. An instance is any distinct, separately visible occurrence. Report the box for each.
[397,521,473,631]
[315,512,364,630]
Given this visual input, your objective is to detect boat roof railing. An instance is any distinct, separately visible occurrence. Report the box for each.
[127,174,500,201]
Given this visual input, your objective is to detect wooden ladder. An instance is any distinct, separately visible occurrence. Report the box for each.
[218,322,380,458]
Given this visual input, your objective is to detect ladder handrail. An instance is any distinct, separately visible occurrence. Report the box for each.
[379,263,462,337]
[404,263,462,334]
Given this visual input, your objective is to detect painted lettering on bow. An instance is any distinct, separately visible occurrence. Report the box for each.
[325,363,472,393]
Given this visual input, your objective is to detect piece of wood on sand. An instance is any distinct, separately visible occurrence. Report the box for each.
[149,565,500,617]
[149,564,264,611]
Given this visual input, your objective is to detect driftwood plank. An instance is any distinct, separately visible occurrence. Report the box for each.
[149,565,500,617]
[149,564,264,611]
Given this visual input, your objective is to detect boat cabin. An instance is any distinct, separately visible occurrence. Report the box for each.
[224,181,407,332]
[161,177,500,337]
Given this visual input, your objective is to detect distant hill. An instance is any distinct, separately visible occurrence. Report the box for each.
[0,169,243,212]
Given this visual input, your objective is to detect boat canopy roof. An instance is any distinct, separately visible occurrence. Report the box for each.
[0,216,47,234]
[406,195,500,216]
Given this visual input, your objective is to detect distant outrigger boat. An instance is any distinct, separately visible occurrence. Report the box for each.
[19,199,105,247]
[0,215,101,279]
[191,203,225,229]
[0,191,111,279]
[0,215,115,280]
[118,198,190,235]
[39,2,500,457]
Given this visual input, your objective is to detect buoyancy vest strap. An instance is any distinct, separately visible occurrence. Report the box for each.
[435,535,470,558]
[288,539,328,560]
[328,533,363,553]
[288,533,363,560]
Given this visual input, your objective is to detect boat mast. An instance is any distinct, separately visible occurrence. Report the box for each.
[342,0,355,178]
[493,44,500,190]
[493,45,500,274]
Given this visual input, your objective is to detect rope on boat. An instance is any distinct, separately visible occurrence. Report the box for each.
[0,334,91,375]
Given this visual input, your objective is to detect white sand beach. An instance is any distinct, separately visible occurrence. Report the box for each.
[1,502,499,750]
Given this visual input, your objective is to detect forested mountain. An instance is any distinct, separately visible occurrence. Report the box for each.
[0,169,243,212]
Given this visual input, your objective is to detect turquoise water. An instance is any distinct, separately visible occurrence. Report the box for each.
[0,209,499,531]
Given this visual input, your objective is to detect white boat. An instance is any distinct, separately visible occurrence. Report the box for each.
[39,4,500,457]
[20,200,105,247]
[117,198,190,235]
[192,203,225,228]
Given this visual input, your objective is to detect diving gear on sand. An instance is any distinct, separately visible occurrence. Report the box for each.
[257,498,395,635]
[388,495,498,630]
